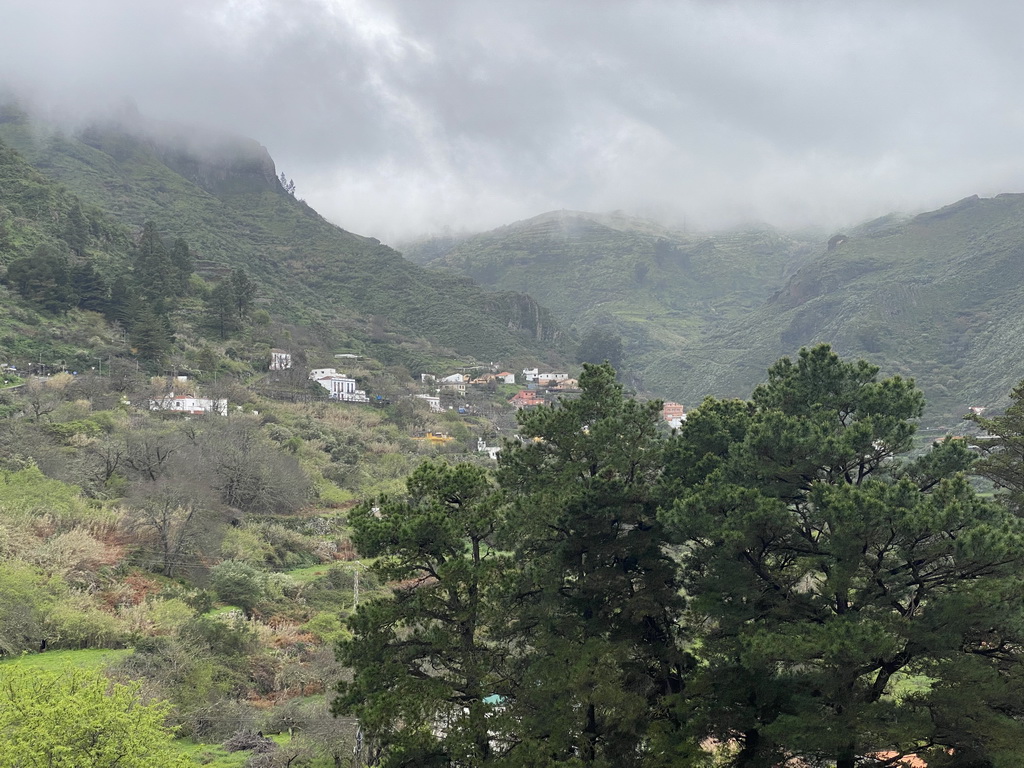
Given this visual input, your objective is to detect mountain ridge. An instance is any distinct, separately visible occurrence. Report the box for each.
[0,106,568,368]
[403,195,1024,426]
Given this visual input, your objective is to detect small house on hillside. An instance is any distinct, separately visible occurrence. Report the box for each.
[440,373,467,395]
[310,369,370,403]
[510,390,545,409]
[415,394,443,413]
[550,378,579,391]
[537,372,568,385]
[270,349,292,371]
[149,394,228,416]
[661,401,686,429]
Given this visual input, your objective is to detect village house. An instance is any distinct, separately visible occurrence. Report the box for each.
[269,349,292,370]
[309,368,370,403]
[149,393,228,416]
[536,372,569,385]
[549,378,579,391]
[469,371,515,386]
[415,394,443,413]
[510,390,545,409]
[477,437,501,460]
[661,401,686,429]
[439,373,467,396]
[523,368,539,382]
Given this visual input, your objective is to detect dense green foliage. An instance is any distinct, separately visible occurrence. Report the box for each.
[968,382,1024,515]
[0,665,191,767]
[665,346,1024,767]
[337,462,509,766]
[340,348,1024,767]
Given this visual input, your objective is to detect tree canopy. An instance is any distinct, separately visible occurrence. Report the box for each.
[337,346,1024,768]
[662,346,1024,768]
[0,665,191,768]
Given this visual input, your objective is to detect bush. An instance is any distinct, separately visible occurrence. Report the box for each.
[0,666,191,767]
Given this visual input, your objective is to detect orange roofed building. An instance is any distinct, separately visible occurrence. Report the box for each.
[510,390,545,409]
[661,401,686,428]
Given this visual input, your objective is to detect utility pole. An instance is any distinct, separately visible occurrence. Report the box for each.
[352,561,368,610]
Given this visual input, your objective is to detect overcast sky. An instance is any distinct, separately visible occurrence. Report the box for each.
[3,0,1024,242]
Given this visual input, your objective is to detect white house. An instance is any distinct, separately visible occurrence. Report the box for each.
[523,368,539,382]
[310,369,370,403]
[477,437,501,460]
[440,373,467,395]
[496,372,516,384]
[270,349,292,370]
[415,394,443,413]
[149,394,228,416]
[537,372,568,383]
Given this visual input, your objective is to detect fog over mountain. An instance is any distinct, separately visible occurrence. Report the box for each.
[3,0,1024,242]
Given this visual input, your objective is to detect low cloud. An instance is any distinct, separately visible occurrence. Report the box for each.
[3,0,1024,241]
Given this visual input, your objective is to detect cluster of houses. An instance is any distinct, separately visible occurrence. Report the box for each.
[419,368,688,426]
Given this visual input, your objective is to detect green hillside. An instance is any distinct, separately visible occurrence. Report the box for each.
[0,105,565,369]
[403,198,1024,428]
[684,194,1024,426]
[402,209,821,394]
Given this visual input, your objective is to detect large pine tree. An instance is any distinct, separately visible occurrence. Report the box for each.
[662,345,1024,768]
[496,363,691,767]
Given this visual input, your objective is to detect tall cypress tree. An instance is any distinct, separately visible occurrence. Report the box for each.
[229,268,257,320]
[131,304,173,365]
[63,200,89,257]
[168,237,194,297]
[133,221,171,301]
[70,262,108,313]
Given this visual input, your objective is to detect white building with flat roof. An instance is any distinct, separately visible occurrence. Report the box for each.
[149,394,228,416]
[310,369,370,403]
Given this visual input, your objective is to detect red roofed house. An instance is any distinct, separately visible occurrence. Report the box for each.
[510,390,545,409]
[661,402,686,429]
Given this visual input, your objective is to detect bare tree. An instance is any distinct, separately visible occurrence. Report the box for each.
[21,373,74,421]
[122,424,180,482]
[127,473,223,577]
[198,418,310,514]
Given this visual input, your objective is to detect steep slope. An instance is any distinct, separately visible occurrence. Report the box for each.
[0,135,136,369]
[0,105,565,366]
[685,194,1024,424]
[402,210,821,393]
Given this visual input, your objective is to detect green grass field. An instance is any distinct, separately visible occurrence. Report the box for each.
[284,559,373,584]
[0,648,132,672]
